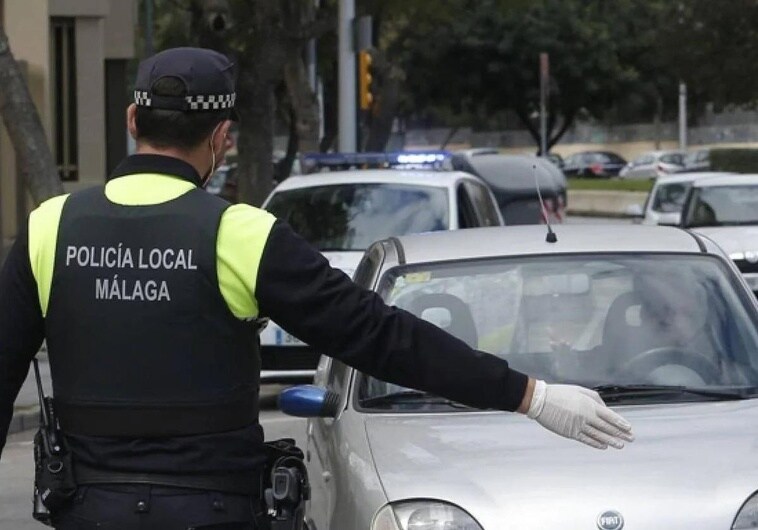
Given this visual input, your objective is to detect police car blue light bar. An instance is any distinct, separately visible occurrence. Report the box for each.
[300,151,451,173]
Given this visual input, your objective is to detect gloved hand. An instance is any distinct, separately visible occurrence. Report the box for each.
[526,380,634,450]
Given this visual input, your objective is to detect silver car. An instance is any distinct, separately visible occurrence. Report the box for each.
[619,150,685,180]
[281,225,758,530]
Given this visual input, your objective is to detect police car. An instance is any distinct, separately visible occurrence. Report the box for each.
[258,152,503,382]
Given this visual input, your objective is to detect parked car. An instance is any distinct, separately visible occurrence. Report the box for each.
[562,151,627,178]
[448,152,566,224]
[683,148,713,172]
[627,172,733,225]
[281,224,758,530]
[680,174,758,294]
[258,168,503,382]
[619,150,686,180]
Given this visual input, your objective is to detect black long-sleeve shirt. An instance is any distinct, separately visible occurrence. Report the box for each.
[0,158,527,470]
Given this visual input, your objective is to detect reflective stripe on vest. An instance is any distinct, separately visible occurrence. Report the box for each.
[29,184,264,437]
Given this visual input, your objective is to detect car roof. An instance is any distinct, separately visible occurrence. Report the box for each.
[389,225,707,266]
[457,154,561,191]
[640,150,685,156]
[269,169,474,192]
[692,174,758,187]
[654,172,734,185]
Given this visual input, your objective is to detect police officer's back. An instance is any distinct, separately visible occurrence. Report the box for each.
[0,48,633,529]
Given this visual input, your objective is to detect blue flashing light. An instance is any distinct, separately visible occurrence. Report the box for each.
[301,150,451,173]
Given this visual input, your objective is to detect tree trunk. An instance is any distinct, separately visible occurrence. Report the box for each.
[0,27,63,204]
[364,66,402,152]
[274,104,298,181]
[236,77,276,206]
[283,50,320,154]
[547,110,577,151]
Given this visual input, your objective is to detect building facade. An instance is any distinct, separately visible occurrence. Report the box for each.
[0,0,136,246]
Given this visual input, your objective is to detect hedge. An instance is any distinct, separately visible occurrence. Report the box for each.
[710,148,758,173]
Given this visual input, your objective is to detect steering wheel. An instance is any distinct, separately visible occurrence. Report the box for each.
[617,346,722,385]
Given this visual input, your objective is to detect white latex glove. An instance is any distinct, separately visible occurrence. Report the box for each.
[527,380,634,450]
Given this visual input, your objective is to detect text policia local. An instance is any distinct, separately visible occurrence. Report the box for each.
[65,245,198,302]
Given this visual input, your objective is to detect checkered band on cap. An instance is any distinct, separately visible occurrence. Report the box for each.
[186,93,236,110]
[133,90,236,111]
[134,90,152,107]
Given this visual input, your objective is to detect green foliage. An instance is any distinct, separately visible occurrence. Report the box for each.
[658,0,758,112]
[568,178,654,192]
[709,149,758,173]
[396,0,665,149]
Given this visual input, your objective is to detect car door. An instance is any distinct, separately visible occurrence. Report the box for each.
[456,182,482,228]
[307,244,385,528]
[462,179,504,226]
[627,155,654,178]
[307,355,351,530]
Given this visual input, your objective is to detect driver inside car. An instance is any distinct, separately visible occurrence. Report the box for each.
[557,270,722,386]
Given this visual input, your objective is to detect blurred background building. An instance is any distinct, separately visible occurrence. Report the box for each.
[0,0,136,245]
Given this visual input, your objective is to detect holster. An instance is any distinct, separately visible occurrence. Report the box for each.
[259,438,310,530]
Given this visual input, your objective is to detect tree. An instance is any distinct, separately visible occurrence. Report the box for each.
[146,0,333,204]
[658,0,758,113]
[400,0,640,152]
[0,25,62,204]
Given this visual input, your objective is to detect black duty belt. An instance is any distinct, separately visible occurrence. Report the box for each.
[75,462,261,496]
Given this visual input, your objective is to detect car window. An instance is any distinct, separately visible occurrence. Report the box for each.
[685,185,758,227]
[697,150,710,162]
[326,358,349,396]
[265,184,450,251]
[353,243,385,289]
[652,182,691,213]
[361,254,758,406]
[456,184,480,228]
[463,180,501,227]
[634,155,655,165]
[660,153,684,165]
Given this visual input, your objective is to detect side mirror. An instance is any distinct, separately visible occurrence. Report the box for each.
[279,385,340,418]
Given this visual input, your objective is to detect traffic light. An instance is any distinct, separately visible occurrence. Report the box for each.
[358,50,373,111]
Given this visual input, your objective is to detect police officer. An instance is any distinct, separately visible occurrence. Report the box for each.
[0,48,633,529]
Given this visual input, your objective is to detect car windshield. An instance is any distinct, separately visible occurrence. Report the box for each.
[652,182,691,213]
[359,254,758,407]
[685,185,758,227]
[265,184,449,251]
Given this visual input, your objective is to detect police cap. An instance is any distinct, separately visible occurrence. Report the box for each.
[133,47,237,119]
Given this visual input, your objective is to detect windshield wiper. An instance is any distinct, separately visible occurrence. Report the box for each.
[360,390,471,409]
[593,384,755,402]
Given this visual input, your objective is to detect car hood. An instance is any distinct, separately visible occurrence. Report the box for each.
[694,226,758,258]
[365,401,758,529]
[321,250,364,279]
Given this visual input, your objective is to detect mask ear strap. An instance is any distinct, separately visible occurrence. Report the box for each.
[202,123,222,186]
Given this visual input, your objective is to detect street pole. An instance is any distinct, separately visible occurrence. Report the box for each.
[678,82,688,150]
[338,0,356,152]
[539,52,549,156]
[145,0,154,57]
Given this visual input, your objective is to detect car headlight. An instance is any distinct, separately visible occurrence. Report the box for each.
[733,491,758,529]
[372,501,484,530]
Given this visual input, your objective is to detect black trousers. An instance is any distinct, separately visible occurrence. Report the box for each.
[53,485,259,529]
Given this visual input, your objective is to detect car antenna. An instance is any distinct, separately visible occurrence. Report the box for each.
[534,163,557,243]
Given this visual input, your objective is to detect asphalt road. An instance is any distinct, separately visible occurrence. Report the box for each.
[0,385,307,530]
